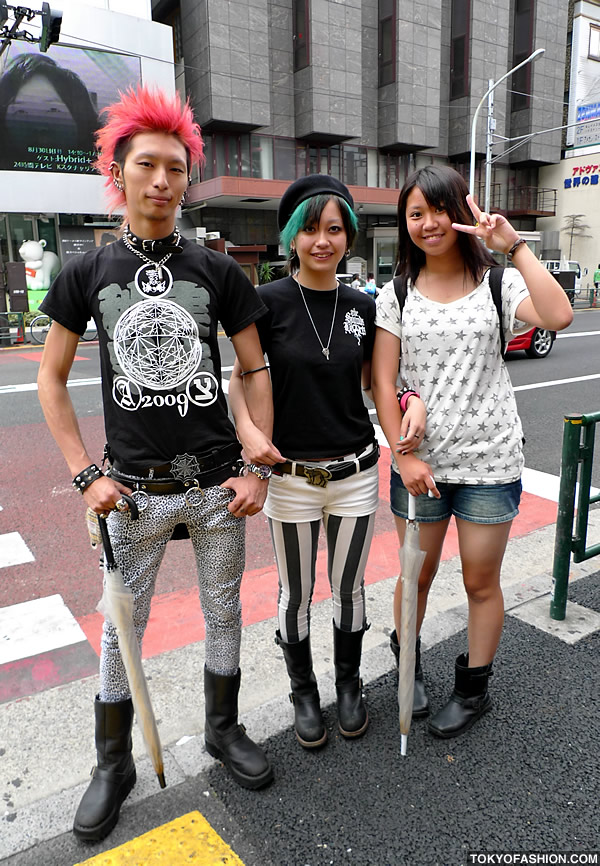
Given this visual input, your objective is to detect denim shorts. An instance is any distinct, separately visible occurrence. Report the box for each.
[390,470,522,525]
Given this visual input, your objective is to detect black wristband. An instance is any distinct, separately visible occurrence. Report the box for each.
[72,464,104,493]
[507,238,527,260]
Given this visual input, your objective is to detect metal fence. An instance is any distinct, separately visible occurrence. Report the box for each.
[551,411,600,620]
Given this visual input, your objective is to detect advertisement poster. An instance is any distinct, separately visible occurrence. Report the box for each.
[0,43,141,174]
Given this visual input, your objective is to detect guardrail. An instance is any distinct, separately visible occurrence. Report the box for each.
[551,411,600,620]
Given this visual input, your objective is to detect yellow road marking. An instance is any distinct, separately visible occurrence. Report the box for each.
[74,811,244,865]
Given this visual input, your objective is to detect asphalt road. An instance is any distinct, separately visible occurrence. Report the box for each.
[2,310,600,865]
[2,309,600,628]
[4,307,600,475]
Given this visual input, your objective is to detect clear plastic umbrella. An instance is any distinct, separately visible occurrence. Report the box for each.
[398,493,426,756]
[97,501,166,789]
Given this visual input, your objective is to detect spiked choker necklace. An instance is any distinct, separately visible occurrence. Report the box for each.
[121,225,183,282]
[122,225,183,255]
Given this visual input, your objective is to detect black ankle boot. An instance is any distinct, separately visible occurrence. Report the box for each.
[428,653,493,739]
[73,696,136,842]
[275,631,327,748]
[204,666,273,789]
[390,630,429,718]
[333,624,368,738]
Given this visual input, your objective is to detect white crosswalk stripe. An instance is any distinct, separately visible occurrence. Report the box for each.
[0,531,34,569]
[0,594,87,665]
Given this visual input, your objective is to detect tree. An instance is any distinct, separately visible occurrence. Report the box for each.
[561,214,592,259]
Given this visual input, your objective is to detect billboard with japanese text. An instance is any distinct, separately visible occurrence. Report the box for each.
[0,43,141,174]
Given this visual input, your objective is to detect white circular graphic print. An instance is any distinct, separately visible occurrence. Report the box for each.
[134,263,173,297]
[113,298,202,391]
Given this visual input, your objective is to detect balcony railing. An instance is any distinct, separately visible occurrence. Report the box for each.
[507,187,557,217]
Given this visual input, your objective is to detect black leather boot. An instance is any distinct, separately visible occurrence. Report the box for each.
[333,624,369,738]
[428,653,493,738]
[204,666,273,789]
[73,696,136,842]
[275,631,327,748]
[390,630,429,718]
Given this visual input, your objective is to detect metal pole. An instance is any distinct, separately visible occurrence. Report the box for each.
[469,48,545,201]
[484,80,494,213]
[550,414,582,621]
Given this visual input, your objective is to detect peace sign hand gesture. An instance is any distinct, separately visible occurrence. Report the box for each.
[452,194,520,256]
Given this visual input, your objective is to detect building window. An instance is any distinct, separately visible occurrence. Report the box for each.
[511,0,535,111]
[164,9,183,64]
[450,0,470,100]
[273,138,297,180]
[590,24,600,60]
[378,0,395,87]
[293,0,309,71]
[343,146,368,187]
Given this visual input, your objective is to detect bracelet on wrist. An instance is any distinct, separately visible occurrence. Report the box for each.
[507,238,527,260]
[72,464,104,494]
[398,388,420,413]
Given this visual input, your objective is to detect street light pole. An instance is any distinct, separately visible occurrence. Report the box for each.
[469,47,545,207]
[484,80,494,214]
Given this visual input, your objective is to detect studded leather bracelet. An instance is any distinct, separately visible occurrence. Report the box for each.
[72,464,104,494]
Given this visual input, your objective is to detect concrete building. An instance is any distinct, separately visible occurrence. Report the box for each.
[538,0,600,287]
[152,0,570,281]
[0,0,574,310]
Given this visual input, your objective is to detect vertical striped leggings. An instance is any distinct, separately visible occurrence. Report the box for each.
[268,513,376,644]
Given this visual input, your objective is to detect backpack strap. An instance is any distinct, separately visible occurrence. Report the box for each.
[393,275,408,318]
[488,266,506,356]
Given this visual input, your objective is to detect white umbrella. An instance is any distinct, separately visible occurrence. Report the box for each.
[97,503,166,789]
[398,493,426,756]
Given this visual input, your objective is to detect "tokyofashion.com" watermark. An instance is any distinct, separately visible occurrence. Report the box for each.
[467,854,599,865]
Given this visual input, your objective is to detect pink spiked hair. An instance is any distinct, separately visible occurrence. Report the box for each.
[94,85,204,213]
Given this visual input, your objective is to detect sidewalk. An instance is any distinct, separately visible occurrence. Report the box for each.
[2,508,600,864]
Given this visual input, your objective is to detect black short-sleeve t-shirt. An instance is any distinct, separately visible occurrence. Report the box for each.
[40,238,266,465]
[256,276,376,459]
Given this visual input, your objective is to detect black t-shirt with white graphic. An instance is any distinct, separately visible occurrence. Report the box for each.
[40,238,266,465]
[256,276,376,459]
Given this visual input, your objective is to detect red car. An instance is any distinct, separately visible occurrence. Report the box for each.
[506,327,556,358]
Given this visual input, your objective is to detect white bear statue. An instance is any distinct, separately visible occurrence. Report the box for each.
[18,239,61,291]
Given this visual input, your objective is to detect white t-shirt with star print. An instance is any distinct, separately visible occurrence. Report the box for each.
[376,268,531,484]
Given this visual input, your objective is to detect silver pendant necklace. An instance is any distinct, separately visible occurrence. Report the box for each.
[122,227,180,281]
[296,278,338,360]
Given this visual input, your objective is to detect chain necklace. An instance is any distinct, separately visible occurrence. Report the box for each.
[121,226,181,281]
[296,278,338,360]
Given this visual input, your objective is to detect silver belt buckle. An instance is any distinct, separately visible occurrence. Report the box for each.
[303,466,332,488]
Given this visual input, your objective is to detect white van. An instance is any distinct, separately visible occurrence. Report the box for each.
[540,259,583,303]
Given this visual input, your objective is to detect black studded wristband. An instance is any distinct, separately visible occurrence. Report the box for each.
[72,464,104,493]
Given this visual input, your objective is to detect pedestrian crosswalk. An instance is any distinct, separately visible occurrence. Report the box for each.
[0,594,88,665]
[0,531,34,569]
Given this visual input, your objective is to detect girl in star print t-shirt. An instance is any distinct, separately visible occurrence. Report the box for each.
[371,165,572,739]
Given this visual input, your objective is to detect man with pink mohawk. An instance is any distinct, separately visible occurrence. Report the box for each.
[37,85,279,842]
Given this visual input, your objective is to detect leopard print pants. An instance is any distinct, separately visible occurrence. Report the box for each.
[98,484,244,703]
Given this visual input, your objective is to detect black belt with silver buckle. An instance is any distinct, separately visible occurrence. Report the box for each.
[109,461,242,495]
[272,444,379,488]
[111,443,242,479]
[109,444,243,495]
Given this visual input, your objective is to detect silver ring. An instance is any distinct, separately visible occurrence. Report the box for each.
[115,498,128,512]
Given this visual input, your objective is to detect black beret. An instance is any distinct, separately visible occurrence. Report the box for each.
[278,174,354,231]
